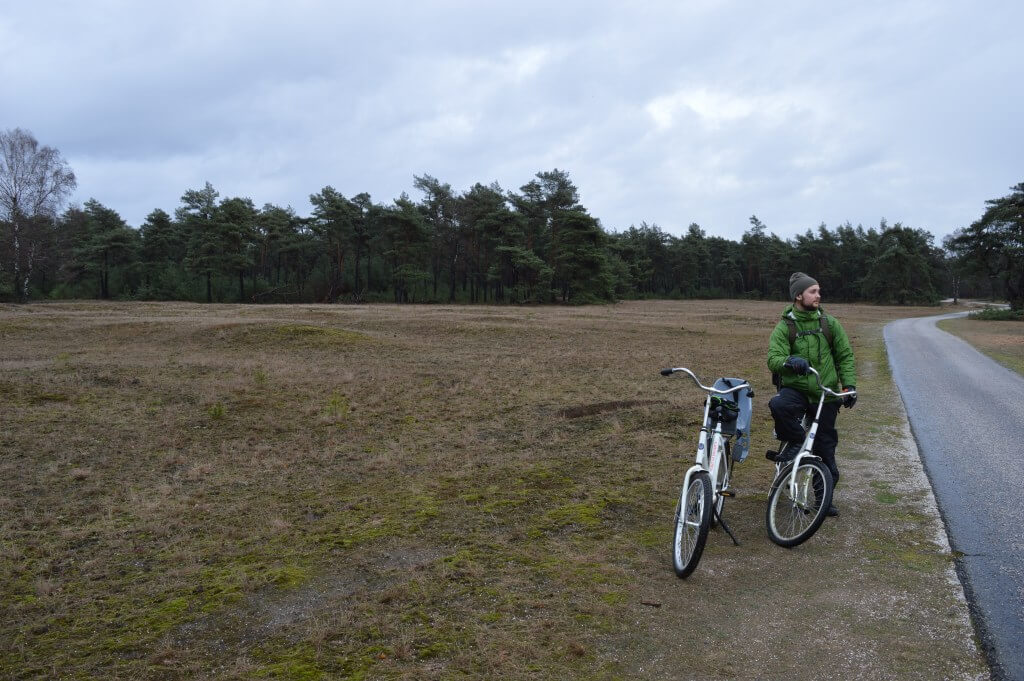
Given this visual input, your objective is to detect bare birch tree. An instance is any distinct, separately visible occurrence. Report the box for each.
[0,128,77,300]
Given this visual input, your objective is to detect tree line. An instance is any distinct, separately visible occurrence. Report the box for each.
[2,128,1020,308]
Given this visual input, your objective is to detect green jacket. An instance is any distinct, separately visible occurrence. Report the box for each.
[767,305,856,402]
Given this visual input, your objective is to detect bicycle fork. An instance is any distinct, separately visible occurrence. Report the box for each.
[680,396,711,504]
[679,426,739,543]
[788,399,825,500]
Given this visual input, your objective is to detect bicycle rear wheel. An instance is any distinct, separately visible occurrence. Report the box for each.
[673,471,712,578]
[766,458,833,548]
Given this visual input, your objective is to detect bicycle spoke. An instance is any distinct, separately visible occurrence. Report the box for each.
[673,471,712,577]
[767,460,833,547]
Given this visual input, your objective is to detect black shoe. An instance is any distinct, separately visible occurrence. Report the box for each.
[826,504,839,517]
[774,442,802,463]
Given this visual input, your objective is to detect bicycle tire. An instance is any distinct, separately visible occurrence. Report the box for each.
[766,458,833,548]
[673,471,712,578]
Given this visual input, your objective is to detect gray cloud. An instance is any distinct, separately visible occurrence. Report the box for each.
[3,0,1021,240]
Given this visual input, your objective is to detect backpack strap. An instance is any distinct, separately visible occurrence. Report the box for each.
[819,313,833,347]
[785,314,834,349]
[783,317,798,346]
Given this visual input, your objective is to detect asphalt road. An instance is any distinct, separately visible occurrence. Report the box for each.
[885,312,1024,681]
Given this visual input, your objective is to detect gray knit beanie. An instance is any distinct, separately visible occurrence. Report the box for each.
[789,272,818,300]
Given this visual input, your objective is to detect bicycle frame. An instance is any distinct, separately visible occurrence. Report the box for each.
[679,398,722,518]
[662,368,749,512]
[786,367,857,498]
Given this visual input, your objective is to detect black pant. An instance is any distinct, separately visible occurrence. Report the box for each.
[769,387,841,487]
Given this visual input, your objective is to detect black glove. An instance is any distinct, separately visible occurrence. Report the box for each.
[783,356,810,375]
[842,387,857,409]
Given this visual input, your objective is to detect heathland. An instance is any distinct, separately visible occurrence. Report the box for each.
[0,300,988,680]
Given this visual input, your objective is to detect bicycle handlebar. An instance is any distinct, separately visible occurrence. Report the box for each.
[660,367,751,396]
[662,366,854,399]
[805,366,857,398]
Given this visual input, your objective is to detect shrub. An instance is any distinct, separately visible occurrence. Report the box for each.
[968,307,1023,321]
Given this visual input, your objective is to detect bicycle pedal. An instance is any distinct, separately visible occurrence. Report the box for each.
[720,490,735,498]
[765,450,779,461]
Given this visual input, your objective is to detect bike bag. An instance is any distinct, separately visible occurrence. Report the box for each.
[708,395,739,428]
[713,377,754,462]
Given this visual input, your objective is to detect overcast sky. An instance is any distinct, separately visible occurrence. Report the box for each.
[3,1,1021,241]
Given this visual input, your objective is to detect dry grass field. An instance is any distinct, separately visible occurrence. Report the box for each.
[0,300,989,680]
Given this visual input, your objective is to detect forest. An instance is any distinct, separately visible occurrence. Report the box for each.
[2,128,1021,308]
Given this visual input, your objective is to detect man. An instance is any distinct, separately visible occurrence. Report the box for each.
[767,272,857,516]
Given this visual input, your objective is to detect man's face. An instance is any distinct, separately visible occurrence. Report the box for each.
[796,284,821,311]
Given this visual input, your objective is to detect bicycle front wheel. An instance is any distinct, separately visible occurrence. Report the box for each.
[766,459,833,548]
[673,471,712,578]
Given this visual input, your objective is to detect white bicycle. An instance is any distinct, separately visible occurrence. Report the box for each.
[660,367,753,578]
[765,367,857,547]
